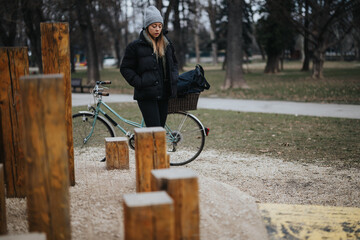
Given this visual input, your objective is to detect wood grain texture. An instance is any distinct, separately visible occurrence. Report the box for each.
[40,22,74,186]
[105,137,129,170]
[123,192,175,240]
[20,74,71,240]
[151,168,200,240]
[0,164,7,234]
[0,47,29,198]
[134,127,169,192]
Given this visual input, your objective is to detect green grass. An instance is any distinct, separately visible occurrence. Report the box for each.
[201,64,360,104]
[72,61,360,104]
[72,61,360,168]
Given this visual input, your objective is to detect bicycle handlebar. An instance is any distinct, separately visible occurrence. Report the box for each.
[97,92,109,96]
[96,81,111,85]
[92,81,111,97]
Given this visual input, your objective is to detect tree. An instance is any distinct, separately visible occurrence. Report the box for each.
[204,0,220,65]
[352,1,360,60]
[0,0,19,46]
[92,0,123,68]
[189,0,201,63]
[309,1,355,78]
[285,0,357,78]
[301,0,311,71]
[162,0,176,30]
[20,0,45,72]
[172,0,187,71]
[75,0,100,84]
[216,0,254,71]
[256,0,294,73]
[222,0,248,89]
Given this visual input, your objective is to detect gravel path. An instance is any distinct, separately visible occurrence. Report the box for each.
[6,148,359,239]
[187,149,360,207]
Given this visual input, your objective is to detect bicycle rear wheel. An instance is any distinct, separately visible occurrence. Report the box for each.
[72,112,115,162]
[165,111,205,166]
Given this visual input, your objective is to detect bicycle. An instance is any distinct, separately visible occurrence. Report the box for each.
[72,81,209,166]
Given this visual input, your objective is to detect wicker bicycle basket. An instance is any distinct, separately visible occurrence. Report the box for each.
[168,93,200,113]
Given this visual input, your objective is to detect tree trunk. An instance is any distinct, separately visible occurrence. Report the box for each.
[301,36,310,71]
[172,0,185,71]
[210,28,218,65]
[20,0,44,73]
[70,45,76,73]
[69,6,76,73]
[75,0,100,84]
[222,53,227,70]
[155,0,163,10]
[193,10,201,63]
[163,0,175,29]
[312,50,324,79]
[264,54,280,73]
[194,31,200,63]
[0,0,19,46]
[206,0,218,65]
[115,0,122,68]
[223,0,248,89]
[301,0,310,71]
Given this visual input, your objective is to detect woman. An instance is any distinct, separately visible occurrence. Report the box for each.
[120,6,178,127]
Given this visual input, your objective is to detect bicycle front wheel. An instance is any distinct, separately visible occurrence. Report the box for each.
[165,111,205,166]
[72,112,115,162]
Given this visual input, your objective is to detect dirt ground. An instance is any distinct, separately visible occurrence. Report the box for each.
[6,147,360,239]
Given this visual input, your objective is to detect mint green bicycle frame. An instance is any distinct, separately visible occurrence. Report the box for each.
[74,82,206,166]
[83,98,145,144]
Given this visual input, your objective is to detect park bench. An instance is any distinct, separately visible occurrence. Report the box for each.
[71,78,92,93]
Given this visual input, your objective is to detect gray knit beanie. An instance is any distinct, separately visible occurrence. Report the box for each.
[144,6,163,28]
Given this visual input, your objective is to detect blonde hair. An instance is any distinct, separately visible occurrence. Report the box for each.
[146,28,165,58]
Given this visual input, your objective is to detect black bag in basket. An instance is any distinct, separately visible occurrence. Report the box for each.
[177,64,210,96]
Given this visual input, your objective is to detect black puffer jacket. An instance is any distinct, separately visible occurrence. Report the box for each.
[120,30,178,100]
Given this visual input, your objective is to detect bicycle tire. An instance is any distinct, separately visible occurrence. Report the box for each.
[165,111,205,166]
[72,112,115,162]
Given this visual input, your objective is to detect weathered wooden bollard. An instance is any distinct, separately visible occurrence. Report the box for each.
[123,191,175,240]
[152,168,200,240]
[0,233,46,240]
[0,164,7,235]
[19,74,71,240]
[41,22,75,186]
[0,47,28,198]
[134,127,169,192]
[105,137,129,170]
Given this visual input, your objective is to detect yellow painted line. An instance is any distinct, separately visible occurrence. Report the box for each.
[258,203,360,240]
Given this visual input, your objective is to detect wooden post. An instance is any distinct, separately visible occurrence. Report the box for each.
[0,164,7,235]
[19,74,71,240]
[123,191,175,240]
[151,168,200,240]
[0,47,28,198]
[105,137,129,170]
[0,233,46,240]
[40,22,74,186]
[134,127,169,192]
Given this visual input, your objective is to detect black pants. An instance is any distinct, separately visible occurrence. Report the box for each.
[137,99,169,127]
